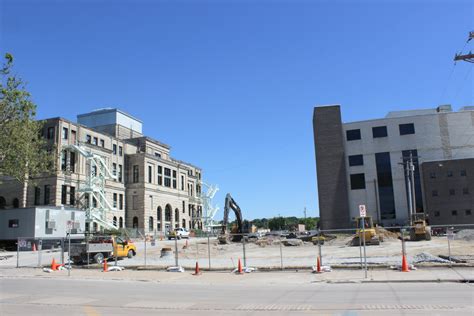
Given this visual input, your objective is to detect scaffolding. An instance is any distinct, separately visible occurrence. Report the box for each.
[200,181,220,232]
[63,144,118,231]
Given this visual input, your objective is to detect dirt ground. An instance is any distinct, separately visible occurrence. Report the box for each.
[3,231,473,269]
[123,233,474,269]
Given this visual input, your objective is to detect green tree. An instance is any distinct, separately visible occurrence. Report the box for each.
[268,216,286,231]
[0,53,55,207]
[298,217,318,230]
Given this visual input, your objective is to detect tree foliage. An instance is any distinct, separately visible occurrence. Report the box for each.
[254,216,319,231]
[0,53,54,185]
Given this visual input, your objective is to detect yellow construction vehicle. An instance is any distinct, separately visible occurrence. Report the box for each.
[409,213,431,241]
[350,216,382,246]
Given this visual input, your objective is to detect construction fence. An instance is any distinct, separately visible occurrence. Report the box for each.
[8,224,474,272]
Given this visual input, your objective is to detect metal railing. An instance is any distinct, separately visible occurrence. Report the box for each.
[7,224,473,278]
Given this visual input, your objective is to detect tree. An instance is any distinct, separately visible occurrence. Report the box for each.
[0,53,55,207]
[299,217,318,230]
[268,217,286,231]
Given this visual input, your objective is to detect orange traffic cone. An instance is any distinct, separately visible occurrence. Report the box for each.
[51,258,58,271]
[32,243,37,252]
[193,261,201,275]
[316,256,322,273]
[237,258,243,274]
[103,259,108,272]
[401,254,410,272]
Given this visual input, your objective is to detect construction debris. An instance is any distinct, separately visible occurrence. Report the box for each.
[411,252,451,264]
[166,266,185,273]
[456,229,474,241]
[390,264,417,271]
[312,265,332,273]
[232,266,257,273]
[282,239,303,247]
[107,266,125,272]
[375,227,399,240]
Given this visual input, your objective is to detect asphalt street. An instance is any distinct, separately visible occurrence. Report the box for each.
[1,277,473,315]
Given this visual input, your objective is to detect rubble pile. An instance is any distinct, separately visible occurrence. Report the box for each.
[376,227,399,240]
[456,229,474,241]
[411,252,450,264]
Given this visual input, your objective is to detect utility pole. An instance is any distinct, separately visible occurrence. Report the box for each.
[409,152,417,217]
[454,31,474,63]
[405,159,413,222]
[402,153,417,225]
[304,207,307,219]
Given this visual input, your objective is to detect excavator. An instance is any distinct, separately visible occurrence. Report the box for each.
[350,216,383,246]
[218,193,245,244]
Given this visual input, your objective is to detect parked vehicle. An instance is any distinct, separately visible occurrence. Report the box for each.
[168,228,190,240]
[70,235,137,264]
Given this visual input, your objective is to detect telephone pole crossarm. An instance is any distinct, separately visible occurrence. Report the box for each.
[454,52,474,63]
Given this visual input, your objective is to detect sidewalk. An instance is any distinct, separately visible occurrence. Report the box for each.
[1,266,472,285]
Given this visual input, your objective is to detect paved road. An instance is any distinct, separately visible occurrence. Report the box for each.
[1,277,473,315]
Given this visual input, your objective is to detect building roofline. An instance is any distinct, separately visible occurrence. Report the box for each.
[131,136,171,150]
[77,108,143,123]
[171,158,201,170]
[342,107,473,126]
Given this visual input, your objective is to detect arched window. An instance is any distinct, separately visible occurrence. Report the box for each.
[12,198,19,208]
[133,216,138,229]
[149,216,154,232]
[165,204,172,221]
[119,217,123,228]
[0,197,6,209]
[182,219,186,229]
[113,216,117,227]
[157,206,162,221]
[175,208,179,222]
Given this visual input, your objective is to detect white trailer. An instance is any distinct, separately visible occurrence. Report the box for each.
[0,206,85,246]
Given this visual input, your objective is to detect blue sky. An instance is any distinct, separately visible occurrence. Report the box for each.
[1,0,472,220]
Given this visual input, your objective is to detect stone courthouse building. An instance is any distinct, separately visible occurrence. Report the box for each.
[0,108,203,233]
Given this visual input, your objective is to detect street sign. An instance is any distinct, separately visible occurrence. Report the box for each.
[18,239,27,248]
[359,205,366,217]
[447,228,455,241]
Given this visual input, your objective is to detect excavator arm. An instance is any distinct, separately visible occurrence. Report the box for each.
[220,193,244,242]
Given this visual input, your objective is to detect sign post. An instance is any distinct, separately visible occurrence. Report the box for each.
[359,205,367,279]
[447,227,454,267]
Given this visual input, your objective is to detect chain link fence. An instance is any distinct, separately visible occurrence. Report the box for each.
[5,224,473,272]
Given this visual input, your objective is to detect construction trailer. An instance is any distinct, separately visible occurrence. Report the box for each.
[0,206,85,249]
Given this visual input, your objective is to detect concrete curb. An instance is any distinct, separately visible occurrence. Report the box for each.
[1,273,471,284]
[67,263,474,271]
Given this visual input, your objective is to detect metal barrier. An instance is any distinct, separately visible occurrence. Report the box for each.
[7,224,473,275]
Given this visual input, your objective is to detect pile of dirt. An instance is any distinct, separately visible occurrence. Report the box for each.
[255,239,272,247]
[282,239,303,247]
[376,227,399,240]
[456,229,474,241]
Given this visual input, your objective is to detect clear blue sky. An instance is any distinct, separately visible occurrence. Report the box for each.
[1,0,472,220]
